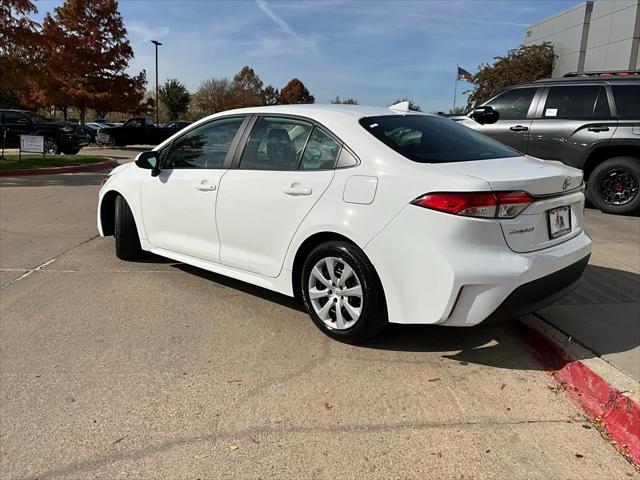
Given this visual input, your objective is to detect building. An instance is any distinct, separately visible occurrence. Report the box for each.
[523,0,639,77]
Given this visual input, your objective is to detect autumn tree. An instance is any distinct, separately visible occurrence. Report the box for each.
[263,84,280,105]
[232,66,264,108]
[467,42,555,107]
[390,98,422,111]
[331,96,358,104]
[159,78,190,120]
[190,78,234,117]
[279,78,314,104]
[20,0,148,122]
[0,0,42,106]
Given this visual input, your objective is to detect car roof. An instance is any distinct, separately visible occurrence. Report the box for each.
[213,104,429,121]
[532,75,640,85]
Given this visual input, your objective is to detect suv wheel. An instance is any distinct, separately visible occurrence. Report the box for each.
[588,156,640,215]
[43,137,59,154]
[62,147,80,155]
[301,241,387,343]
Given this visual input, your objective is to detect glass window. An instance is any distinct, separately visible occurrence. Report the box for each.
[485,88,536,120]
[163,117,244,169]
[300,128,341,170]
[336,148,358,168]
[360,115,519,163]
[612,85,640,119]
[3,112,30,124]
[543,85,610,119]
[240,116,312,170]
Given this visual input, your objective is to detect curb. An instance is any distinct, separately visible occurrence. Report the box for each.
[509,317,640,467]
[0,159,119,176]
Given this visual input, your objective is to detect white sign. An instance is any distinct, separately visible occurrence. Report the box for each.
[20,135,44,153]
[545,108,558,117]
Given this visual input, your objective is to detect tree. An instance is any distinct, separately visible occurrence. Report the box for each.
[279,78,314,104]
[232,66,264,108]
[263,84,280,105]
[19,0,148,123]
[449,106,467,115]
[467,42,555,107]
[159,78,191,120]
[0,0,42,105]
[390,98,422,112]
[191,78,234,116]
[331,96,358,104]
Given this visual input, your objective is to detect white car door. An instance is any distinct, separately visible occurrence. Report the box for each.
[140,116,247,263]
[217,116,339,278]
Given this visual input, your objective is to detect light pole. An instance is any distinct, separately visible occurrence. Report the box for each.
[151,40,162,124]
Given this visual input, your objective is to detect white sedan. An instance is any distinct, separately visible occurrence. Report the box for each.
[97,103,591,343]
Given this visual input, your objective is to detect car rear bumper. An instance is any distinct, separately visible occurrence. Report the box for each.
[364,205,592,326]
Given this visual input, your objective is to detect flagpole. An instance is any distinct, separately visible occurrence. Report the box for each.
[453,64,458,111]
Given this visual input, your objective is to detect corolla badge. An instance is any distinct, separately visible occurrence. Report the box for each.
[509,226,534,234]
[562,176,572,190]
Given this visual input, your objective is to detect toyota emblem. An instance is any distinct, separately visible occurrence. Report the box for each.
[562,176,572,190]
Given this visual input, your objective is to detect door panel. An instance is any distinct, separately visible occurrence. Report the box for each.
[141,170,224,262]
[2,112,33,147]
[528,85,616,166]
[217,170,334,277]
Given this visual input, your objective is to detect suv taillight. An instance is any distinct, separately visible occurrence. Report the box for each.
[411,191,533,219]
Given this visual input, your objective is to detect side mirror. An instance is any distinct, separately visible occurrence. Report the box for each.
[470,106,499,125]
[135,151,161,177]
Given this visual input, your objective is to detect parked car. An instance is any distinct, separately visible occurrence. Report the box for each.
[0,109,89,154]
[160,120,192,130]
[98,104,591,342]
[456,71,640,215]
[95,117,187,147]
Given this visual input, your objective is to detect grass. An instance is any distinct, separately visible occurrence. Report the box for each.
[0,154,109,170]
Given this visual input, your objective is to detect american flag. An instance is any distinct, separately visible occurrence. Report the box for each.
[457,66,475,83]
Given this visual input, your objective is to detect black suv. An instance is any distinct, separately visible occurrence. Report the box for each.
[458,72,640,215]
[0,109,90,155]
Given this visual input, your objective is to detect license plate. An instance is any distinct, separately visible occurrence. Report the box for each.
[97,132,109,143]
[548,206,572,239]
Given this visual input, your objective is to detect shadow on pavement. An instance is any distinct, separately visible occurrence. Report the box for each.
[0,172,107,187]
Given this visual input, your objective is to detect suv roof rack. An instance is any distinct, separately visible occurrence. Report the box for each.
[563,70,640,77]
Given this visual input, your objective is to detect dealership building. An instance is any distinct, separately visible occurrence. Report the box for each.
[523,0,640,77]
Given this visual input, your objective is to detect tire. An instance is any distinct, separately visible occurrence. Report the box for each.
[62,147,80,155]
[587,156,640,215]
[43,137,60,154]
[301,241,387,343]
[114,195,143,260]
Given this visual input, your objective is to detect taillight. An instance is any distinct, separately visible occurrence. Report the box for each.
[412,191,533,219]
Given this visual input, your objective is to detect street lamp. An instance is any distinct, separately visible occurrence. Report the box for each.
[151,40,162,124]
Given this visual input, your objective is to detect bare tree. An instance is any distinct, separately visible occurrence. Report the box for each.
[191,78,234,117]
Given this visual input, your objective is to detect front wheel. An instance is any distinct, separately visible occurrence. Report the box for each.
[114,195,143,260]
[588,156,640,215]
[301,241,387,343]
[43,137,60,154]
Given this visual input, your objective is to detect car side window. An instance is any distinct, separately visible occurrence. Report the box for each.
[3,112,29,124]
[485,88,536,120]
[163,117,244,169]
[542,85,610,119]
[612,85,640,119]
[299,127,341,170]
[239,116,313,170]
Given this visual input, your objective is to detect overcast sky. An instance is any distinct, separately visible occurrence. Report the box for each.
[33,0,579,112]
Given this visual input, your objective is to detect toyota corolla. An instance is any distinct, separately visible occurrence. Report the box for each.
[97,103,591,343]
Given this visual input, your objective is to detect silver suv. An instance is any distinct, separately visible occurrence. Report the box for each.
[458,72,640,215]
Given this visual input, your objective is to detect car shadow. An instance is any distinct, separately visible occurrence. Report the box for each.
[170,261,638,373]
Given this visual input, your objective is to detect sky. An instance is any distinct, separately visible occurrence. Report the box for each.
[32,0,581,112]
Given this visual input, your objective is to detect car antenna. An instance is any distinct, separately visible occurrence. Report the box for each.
[388,101,410,112]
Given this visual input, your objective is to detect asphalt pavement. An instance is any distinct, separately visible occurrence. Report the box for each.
[0,157,638,479]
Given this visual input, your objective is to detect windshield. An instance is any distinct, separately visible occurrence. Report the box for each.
[359,115,520,163]
[22,111,51,123]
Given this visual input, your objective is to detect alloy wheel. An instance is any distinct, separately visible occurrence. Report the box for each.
[44,138,58,154]
[308,256,363,330]
[600,169,638,206]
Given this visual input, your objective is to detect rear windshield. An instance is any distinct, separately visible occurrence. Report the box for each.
[359,114,520,163]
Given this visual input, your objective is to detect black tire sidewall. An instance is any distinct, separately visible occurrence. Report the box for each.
[301,241,386,343]
[588,156,640,215]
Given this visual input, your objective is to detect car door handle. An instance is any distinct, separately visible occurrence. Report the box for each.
[195,182,216,191]
[283,183,312,196]
[588,126,609,132]
[510,125,528,132]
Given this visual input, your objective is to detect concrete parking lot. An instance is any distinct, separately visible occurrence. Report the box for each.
[0,153,638,479]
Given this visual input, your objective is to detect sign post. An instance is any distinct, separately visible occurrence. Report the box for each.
[19,135,45,163]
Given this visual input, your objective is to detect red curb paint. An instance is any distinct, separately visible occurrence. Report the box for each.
[509,320,640,466]
[0,160,119,176]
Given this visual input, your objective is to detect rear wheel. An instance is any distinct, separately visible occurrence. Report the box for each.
[588,156,640,215]
[114,195,143,260]
[62,147,80,155]
[301,241,387,343]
